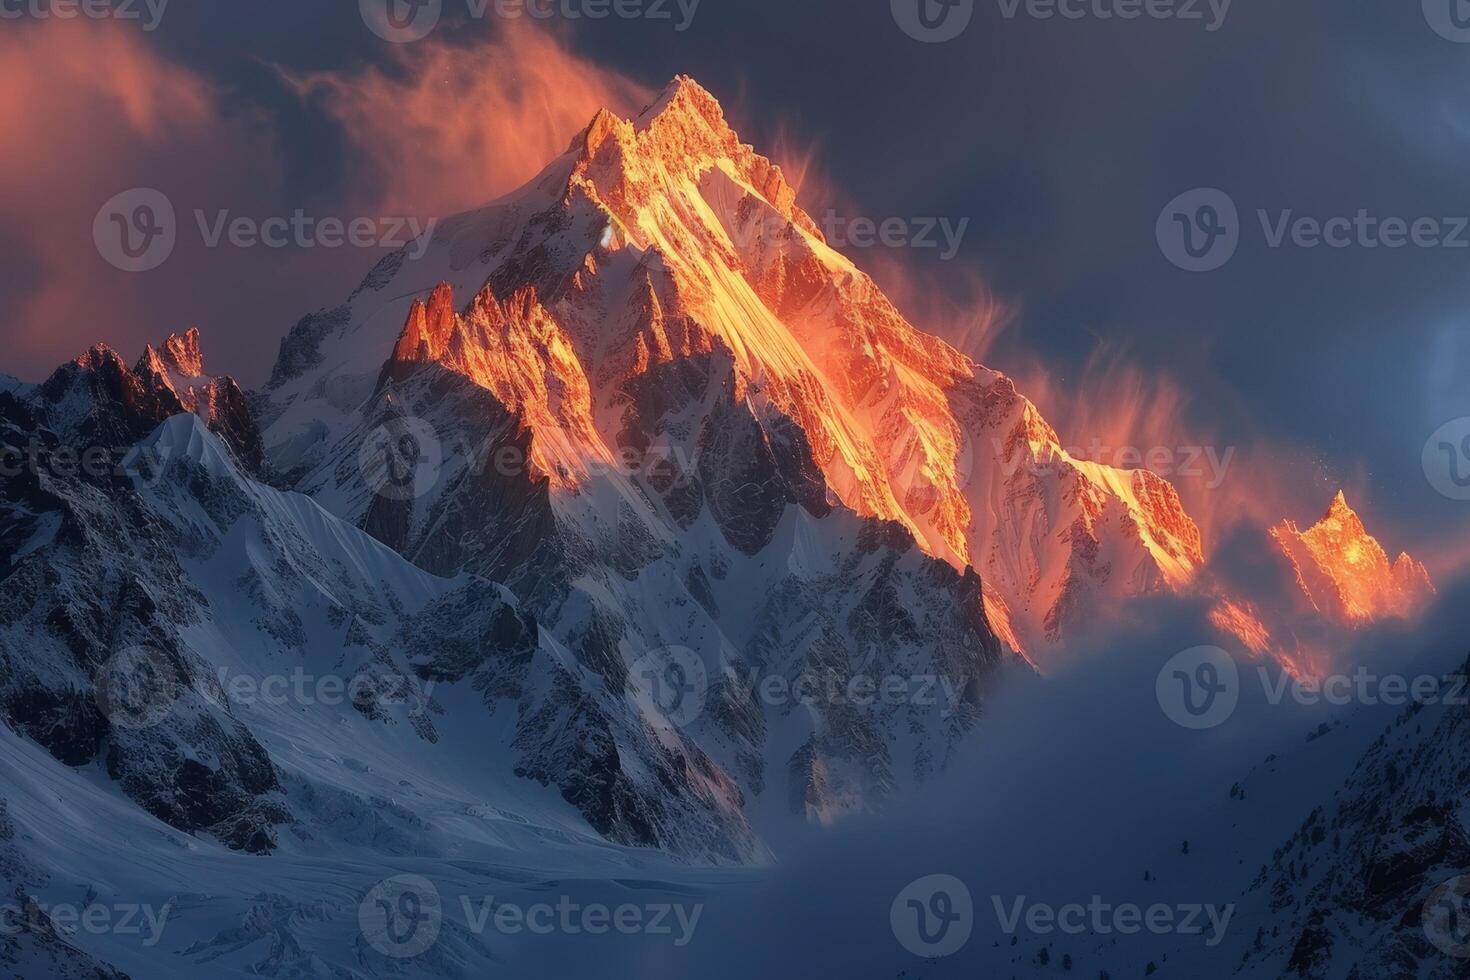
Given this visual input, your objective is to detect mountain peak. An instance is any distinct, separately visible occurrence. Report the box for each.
[161,326,205,377]
[390,282,458,365]
[637,74,726,133]
[1315,489,1366,536]
[1271,491,1433,625]
[572,75,733,163]
[565,74,815,251]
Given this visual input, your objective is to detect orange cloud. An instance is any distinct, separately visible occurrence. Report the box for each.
[0,19,281,382]
[281,22,651,219]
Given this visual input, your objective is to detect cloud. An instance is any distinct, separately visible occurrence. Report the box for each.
[281,21,651,220]
[0,21,658,387]
[0,19,282,382]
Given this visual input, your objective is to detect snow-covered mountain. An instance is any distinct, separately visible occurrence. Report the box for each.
[0,331,757,975]
[1209,491,1436,678]
[1,72,1452,980]
[1273,491,1434,627]
[258,74,1203,662]
[1230,653,1470,978]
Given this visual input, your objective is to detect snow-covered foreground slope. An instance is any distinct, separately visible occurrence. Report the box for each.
[0,712,741,979]
[0,361,749,975]
[0,313,1020,970]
